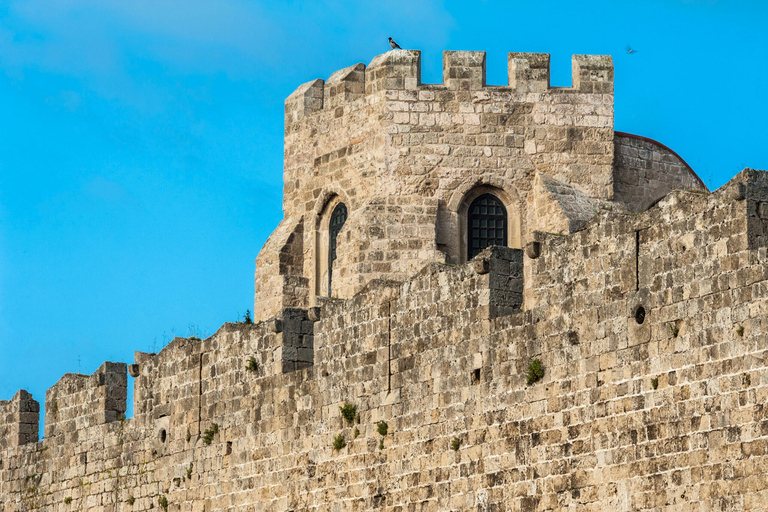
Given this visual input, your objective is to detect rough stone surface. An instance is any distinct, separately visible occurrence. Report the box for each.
[0,391,38,452]
[255,50,706,322]
[2,49,763,512]
[613,132,706,212]
[256,49,625,321]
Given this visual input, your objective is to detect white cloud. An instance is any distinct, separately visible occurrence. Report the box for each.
[0,0,454,108]
[2,1,452,74]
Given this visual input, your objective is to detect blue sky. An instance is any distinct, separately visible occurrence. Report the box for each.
[1,0,766,425]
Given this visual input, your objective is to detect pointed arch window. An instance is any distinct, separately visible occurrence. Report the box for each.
[467,194,507,260]
[328,203,348,293]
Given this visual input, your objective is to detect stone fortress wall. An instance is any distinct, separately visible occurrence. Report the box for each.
[3,49,766,511]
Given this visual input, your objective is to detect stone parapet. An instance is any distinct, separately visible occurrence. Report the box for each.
[44,362,126,442]
[287,51,614,120]
[0,390,39,450]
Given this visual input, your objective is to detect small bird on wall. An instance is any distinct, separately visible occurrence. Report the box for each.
[389,37,402,50]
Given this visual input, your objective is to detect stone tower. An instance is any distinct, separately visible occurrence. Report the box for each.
[253,50,705,322]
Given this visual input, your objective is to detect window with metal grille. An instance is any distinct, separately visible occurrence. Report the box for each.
[468,194,507,260]
[328,203,348,293]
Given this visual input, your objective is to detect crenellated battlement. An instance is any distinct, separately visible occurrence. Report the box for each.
[44,362,127,442]
[285,50,613,123]
[0,390,39,451]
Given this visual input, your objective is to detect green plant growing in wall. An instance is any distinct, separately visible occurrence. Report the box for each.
[379,439,384,450]
[246,357,259,372]
[186,463,193,480]
[737,325,745,337]
[339,403,357,424]
[158,495,168,511]
[651,378,659,390]
[333,433,346,451]
[353,428,360,438]
[64,497,72,504]
[668,323,679,338]
[126,496,135,506]
[526,358,544,385]
[244,310,253,324]
[202,423,219,445]
[451,437,461,451]
[377,421,388,436]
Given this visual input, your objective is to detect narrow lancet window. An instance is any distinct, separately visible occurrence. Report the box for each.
[467,194,507,260]
[328,203,348,293]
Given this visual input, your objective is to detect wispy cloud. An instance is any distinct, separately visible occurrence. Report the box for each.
[0,0,453,111]
[1,1,453,77]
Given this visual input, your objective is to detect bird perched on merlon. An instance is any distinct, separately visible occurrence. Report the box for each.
[389,37,402,50]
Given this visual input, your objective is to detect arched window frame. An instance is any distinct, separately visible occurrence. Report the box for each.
[327,202,348,294]
[467,193,507,260]
[313,193,349,299]
[455,185,521,264]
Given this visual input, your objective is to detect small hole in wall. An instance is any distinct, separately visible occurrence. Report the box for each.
[471,368,481,385]
[160,429,167,443]
[634,306,646,325]
[226,441,232,455]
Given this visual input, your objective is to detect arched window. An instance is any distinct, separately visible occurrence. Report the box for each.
[467,194,507,260]
[328,203,348,293]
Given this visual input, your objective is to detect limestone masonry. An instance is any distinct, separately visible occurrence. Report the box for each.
[2,49,766,511]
